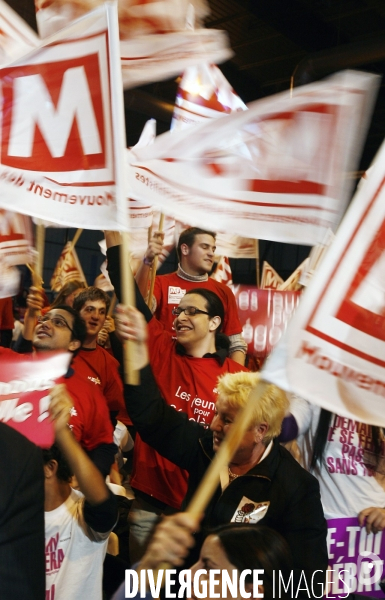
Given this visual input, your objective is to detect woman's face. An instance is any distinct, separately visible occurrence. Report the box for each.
[188,535,257,600]
[210,397,267,464]
[65,288,84,307]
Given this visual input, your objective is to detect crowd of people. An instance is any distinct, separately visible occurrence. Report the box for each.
[1,226,384,600]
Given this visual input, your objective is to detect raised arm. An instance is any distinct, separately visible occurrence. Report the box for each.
[135,230,164,302]
[49,383,111,506]
[115,305,204,471]
[104,233,153,323]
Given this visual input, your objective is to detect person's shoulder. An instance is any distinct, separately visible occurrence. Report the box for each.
[208,279,236,301]
[223,357,249,373]
[97,344,120,367]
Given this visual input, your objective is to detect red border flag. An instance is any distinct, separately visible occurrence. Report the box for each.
[127,71,379,245]
[262,136,385,426]
[0,5,128,231]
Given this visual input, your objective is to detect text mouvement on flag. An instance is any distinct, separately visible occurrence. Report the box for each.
[262,136,385,427]
[0,4,127,231]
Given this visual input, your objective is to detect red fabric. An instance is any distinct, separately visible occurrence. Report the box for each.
[153,272,242,337]
[130,318,248,508]
[0,348,114,451]
[0,297,14,330]
[72,345,125,412]
[57,372,114,451]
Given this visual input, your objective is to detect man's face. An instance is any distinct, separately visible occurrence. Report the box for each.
[33,309,79,352]
[174,293,218,350]
[78,299,106,339]
[181,234,216,274]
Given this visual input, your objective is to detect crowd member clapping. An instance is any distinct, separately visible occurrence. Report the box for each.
[115,305,328,598]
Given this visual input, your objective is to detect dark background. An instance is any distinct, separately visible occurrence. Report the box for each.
[8,0,385,292]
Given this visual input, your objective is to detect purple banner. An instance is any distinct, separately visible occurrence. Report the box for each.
[327,517,385,598]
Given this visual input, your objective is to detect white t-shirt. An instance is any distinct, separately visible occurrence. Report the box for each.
[290,396,385,519]
[45,489,110,600]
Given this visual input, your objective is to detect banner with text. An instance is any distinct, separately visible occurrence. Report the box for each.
[0,350,71,447]
[0,5,128,231]
[326,516,385,598]
[262,136,385,426]
[127,71,378,245]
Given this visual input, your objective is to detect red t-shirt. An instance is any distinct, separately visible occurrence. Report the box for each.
[153,272,242,337]
[129,318,248,508]
[57,371,114,451]
[0,297,14,329]
[0,348,114,452]
[72,346,125,413]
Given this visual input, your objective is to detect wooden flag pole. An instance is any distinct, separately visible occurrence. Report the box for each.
[33,224,45,289]
[255,239,260,288]
[70,228,83,249]
[154,378,270,578]
[120,232,139,385]
[147,213,164,309]
[186,378,269,516]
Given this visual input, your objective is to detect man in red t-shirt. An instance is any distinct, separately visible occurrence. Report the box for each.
[106,239,249,562]
[12,301,115,477]
[72,287,126,421]
[135,227,247,365]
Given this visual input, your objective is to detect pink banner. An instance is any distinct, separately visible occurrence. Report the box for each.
[0,351,71,447]
[327,516,385,597]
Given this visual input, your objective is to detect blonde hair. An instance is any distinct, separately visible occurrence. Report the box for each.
[216,371,289,444]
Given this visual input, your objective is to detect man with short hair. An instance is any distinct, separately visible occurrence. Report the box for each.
[106,236,248,562]
[72,287,125,418]
[135,227,247,365]
[44,386,117,600]
[15,293,116,476]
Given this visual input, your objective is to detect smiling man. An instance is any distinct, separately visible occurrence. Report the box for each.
[134,227,247,365]
[117,305,328,600]
[72,287,125,419]
[106,235,249,562]
[13,298,116,477]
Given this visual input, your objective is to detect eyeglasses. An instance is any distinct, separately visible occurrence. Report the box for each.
[172,306,210,317]
[37,314,75,335]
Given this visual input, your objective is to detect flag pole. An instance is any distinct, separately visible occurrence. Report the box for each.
[70,228,83,249]
[155,378,269,576]
[33,223,45,289]
[147,212,164,309]
[106,1,138,384]
[255,239,260,288]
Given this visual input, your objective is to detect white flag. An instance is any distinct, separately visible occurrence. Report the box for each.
[0,5,127,231]
[127,70,379,245]
[262,136,385,427]
[34,0,231,89]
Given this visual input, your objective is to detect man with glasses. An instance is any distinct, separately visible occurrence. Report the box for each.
[14,295,116,477]
[134,227,247,365]
[105,237,248,562]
